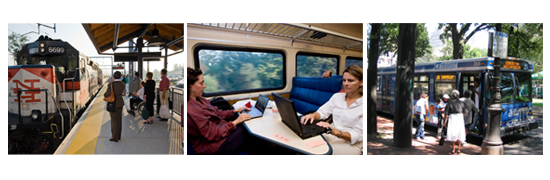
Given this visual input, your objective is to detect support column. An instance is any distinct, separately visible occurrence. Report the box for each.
[128,39,134,91]
[164,46,168,70]
[137,38,144,80]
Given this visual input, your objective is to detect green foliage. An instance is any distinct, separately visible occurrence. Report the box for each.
[438,23,490,59]
[415,23,432,58]
[8,32,30,62]
[463,44,487,59]
[377,23,432,59]
[198,50,283,94]
[501,23,543,73]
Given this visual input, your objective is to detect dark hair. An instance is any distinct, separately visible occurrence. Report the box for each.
[135,72,139,77]
[113,71,122,80]
[187,67,203,99]
[146,72,153,79]
[464,89,472,98]
[325,70,332,77]
[161,69,167,75]
[343,65,363,95]
[141,81,146,86]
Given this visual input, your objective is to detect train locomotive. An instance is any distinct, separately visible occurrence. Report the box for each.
[8,36,104,154]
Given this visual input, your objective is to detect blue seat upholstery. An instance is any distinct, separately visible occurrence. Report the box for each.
[289,77,343,114]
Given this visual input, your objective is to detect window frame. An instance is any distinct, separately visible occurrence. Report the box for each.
[434,72,457,100]
[193,44,287,97]
[295,52,340,77]
[514,72,532,103]
[413,73,430,100]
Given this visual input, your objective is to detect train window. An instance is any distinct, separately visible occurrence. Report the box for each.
[345,57,363,69]
[68,54,78,71]
[296,53,339,77]
[413,74,429,100]
[19,56,28,65]
[434,73,456,100]
[30,57,45,65]
[194,46,285,96]
[515,73,532,103]
[48,55,64,67]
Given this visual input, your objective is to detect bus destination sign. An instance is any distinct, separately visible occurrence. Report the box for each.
[502,60,529,70]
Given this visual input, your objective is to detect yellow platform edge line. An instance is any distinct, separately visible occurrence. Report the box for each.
[64,87,107,154]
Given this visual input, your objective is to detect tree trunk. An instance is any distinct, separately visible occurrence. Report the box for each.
[393,23,416,148]
[367,23,382,138]
[450,23,464,59]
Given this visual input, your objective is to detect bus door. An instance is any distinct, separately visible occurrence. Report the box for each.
[467,72,485,137]
[458,73,478,100]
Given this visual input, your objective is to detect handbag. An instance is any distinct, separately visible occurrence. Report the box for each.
[104,83,115,102]
[141,102,150,120]
[106,100,117,112]
[439,126,447,146]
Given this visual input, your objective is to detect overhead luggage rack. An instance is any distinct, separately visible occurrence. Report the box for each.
[191,23,363,52]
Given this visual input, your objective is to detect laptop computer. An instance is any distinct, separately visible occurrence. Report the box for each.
[271,93,327,139]
[240,94,269,119]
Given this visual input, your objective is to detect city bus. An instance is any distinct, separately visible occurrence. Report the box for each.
[376,57,539,138]
[186,23,363,155]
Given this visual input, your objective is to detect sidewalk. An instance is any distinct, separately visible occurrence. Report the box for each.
[367,116,481,155]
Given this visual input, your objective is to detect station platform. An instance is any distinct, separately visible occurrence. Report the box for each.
[54,85,184,155]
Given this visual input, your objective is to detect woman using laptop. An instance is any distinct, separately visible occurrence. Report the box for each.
[301,65,363,155]
[186,67,252,155]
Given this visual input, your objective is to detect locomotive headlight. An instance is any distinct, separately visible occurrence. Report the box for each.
[31,110,42,122]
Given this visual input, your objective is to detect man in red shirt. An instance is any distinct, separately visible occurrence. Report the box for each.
[158,69,170,121]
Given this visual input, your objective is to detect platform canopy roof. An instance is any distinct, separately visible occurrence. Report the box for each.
[82,23,184,54]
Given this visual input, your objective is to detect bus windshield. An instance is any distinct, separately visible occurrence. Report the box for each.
[515,72,532,103]
[487,72,532,104]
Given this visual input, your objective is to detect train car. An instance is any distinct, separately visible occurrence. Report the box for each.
[376,57,539,138]
[8,35,104,154]
[187,23,363,155]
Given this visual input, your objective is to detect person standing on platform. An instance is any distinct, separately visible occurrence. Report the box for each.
[158,69,170,121]
[443,90,467,154]
[144,72,156,124]
[104,71,126,142]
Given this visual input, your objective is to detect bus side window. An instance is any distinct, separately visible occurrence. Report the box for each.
[413,74,429,100]
[377,75,380,91]
[434,73,456,100]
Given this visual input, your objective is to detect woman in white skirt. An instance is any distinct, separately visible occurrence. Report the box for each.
[443,90,468,154]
